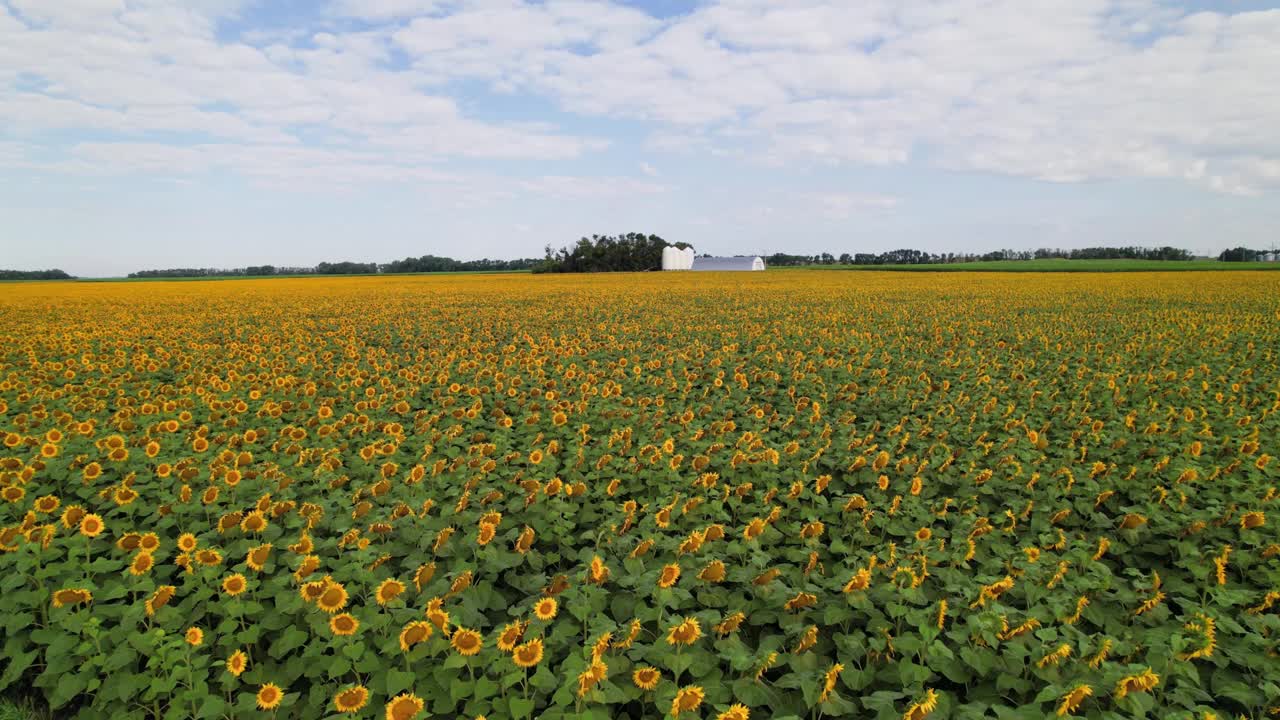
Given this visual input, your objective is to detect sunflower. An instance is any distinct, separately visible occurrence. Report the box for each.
[666,617,702,646]
[448,570,473,596]
[477,522,496,546]
[60,505,86,529]
[399,621,433,652]
[334,685,369,714]
[82,463,103,481]
[145,585,175,616]
[432,527,454,553]
[317,581,349,613]
[916,527,933,542]
[0,486,23,504]
[528,449,543,465]
[632,666,661,691]
[246,543,272,571]
[195,548,224,566]
[819,663,843,703]
[717,705,750,720]
[79,513,104,538]
[496,621,526,652]
[385,693,424,720]
[1056,684,1091,716]
[534,597,558,621]
[289,532,314,554]
[450,627,483,656]
[512,638,543,668]
[138,533,160,552]
[34,495,60,514]
[715,612,745,636]
[397,557,428,586]
[843,568,871,593]
[1114,669,1159,699]
[293,554,320,581]
[256,683,283,710]
[185,627,204,647]
[240,511,268,533]
[226,649,248,677]
[698,560,726,583]
[588,555,610,584]
[784,592,818,612]
[793,625,819,653]
[514,526,535,554]
[300,580,327,604]
[330,613,360,636]
[903,689,939,720]
[51,587,92,608]
[426,607,450,632]
[671,686,705,717]
[658,563,681,589]
[129,551,155,576]
[376,578,406,606]
[112,486,138,506]
[222,573,248,596]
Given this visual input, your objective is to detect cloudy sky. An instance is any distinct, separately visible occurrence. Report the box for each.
[2,0,1278,276]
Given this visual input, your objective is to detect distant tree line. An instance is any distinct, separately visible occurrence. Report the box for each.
[768,245,1198,266]
[0,269,74,280]
[1218,247,1277,262]
[381,255,541,273]
[127,256,539,279]
[46,242,1280,281]
[534,233,692,273]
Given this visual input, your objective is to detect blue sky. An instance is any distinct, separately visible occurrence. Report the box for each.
[2,0,1279,276]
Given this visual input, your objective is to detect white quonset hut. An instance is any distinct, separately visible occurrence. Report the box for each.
[692,256,766,272]
[661,246,696,270]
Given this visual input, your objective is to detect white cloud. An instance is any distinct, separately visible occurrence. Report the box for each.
[328,0,450,22]
[2,0,1279,202]
[517,174,666,199]
[0,0,608,183]
[811,192,901,220]
[381,0,1280,194]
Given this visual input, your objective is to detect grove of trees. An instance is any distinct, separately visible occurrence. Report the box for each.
[534,233,692,273]
[0,269,74,280]
[1218,247,1276,262]
[768,246,1197,266]
[127,256,539,279]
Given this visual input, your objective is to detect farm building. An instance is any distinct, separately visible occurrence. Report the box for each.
[661,246,695,270]
[692,255,766,272]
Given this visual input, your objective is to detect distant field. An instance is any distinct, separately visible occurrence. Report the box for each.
[787,258,1280,272]
[75,269,533,282]
[4,271,1279,720]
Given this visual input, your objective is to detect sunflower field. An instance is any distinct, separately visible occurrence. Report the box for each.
[1,271,1278,720]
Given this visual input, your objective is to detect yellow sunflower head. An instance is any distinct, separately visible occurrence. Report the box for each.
[450,628,483,656]
[255,683,283,710]
[632,666,661,691]
[385,692,425,720]
[226,650,248,677]
[512,638,544,668]
[333,685,369,714]
[330,613,360,636]
[534,597,558,621]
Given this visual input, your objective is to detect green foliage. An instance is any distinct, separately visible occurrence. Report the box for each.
[535,233,688,273]
[1,271,1278,719]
